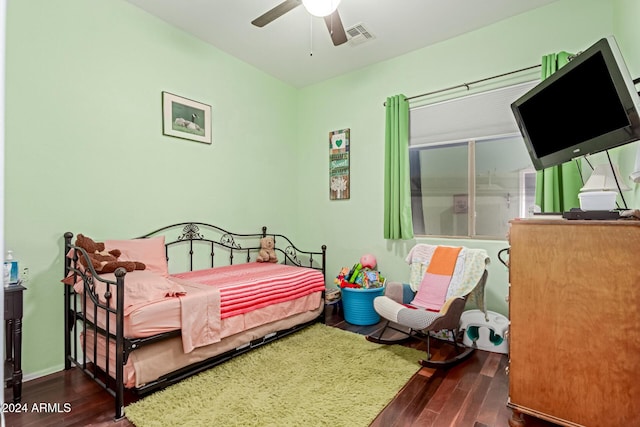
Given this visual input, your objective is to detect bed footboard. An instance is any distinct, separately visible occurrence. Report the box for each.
[63,232,128,419]
[63,223,326,421]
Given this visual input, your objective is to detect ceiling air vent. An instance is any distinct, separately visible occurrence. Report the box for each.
[345,23,375,46]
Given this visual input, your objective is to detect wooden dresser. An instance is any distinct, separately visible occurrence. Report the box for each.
[507,219,640,427]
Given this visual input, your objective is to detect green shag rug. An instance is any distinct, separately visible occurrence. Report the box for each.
[125,324,424,427]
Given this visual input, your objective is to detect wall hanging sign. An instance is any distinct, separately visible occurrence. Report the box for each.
[162,91,212,144]
[329,128,350,200]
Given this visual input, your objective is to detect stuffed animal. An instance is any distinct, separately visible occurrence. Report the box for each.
[75,234,146,274]
[256,236,278,263]
[360,254,377,269]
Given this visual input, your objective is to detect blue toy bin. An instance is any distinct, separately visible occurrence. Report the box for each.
[341,286,386,326]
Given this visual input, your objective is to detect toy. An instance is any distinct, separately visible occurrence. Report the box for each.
[74,234,146,274]
[334,267,350,287]
[335,262,385,289]
[360,254,377,269]
[256,236,278,263]
[348,263,362,283]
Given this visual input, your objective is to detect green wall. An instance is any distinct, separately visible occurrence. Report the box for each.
[295,0,630,317]
[5,0,299,378]
[6,0,639,379]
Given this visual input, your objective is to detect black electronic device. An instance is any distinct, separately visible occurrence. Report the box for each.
[511,36,640,171]
[562,208,622,220]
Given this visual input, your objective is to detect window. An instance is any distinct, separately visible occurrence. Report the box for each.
[409,82,539,238]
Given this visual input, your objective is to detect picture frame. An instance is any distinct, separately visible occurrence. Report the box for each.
[329,128,350,200]
[162,91,212,144]
[453,194,468,214]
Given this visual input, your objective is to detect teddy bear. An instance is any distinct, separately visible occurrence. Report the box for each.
[256,236,278,263]
[75,233,146,274]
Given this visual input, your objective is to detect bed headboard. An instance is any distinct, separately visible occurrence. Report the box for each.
[137,222,326,276]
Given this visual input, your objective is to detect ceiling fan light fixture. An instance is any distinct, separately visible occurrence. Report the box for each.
[301,0,341,17]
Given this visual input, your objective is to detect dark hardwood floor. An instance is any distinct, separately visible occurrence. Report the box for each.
[3,308,558,427]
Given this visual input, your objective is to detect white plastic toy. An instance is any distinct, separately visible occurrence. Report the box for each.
[460,309,509,354]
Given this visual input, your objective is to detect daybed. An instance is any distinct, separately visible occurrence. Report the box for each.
[62,222,327,420]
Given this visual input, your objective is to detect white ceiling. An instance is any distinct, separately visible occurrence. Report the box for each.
[124,0,560,88]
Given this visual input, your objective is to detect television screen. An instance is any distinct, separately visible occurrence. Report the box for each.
[511,36,640,170]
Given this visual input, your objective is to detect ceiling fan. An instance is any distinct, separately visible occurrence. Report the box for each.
[251,0,348,46]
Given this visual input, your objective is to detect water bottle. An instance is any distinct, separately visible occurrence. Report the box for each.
[4,250,19,286]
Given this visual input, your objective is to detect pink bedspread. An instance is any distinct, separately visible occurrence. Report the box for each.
[173,263,325,353]
[173,263,326,319]
[173,277,221,354]
[74,263,325,354]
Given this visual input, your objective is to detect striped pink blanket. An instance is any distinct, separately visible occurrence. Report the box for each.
[173,263,325,353]
[174,263,325,318]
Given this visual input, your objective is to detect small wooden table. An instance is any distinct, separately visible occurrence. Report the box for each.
[5,284,25,403]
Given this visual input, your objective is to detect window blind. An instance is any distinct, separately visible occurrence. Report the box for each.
[409,81,539,147]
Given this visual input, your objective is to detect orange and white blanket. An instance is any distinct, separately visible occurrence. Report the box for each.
[410,246,463,311]
[404,243,489,313]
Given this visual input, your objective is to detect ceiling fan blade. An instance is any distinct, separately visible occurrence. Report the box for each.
[251,0,302,28]
[324,10,348,46]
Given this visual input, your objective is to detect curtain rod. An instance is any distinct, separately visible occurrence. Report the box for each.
[383,63,541,106]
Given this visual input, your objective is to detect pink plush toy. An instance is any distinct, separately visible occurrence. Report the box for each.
[360,254,377,269]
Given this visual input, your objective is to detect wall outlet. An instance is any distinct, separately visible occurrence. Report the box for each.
[20,267,30,284]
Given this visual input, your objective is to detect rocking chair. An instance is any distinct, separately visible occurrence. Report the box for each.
[366,244,490,368]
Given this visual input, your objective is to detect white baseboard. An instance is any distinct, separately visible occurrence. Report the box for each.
[22,364,65,383]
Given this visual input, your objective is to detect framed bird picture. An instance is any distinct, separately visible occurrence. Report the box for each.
[162,92,212,144]
[329,128,350,200]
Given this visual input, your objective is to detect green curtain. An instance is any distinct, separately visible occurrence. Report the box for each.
[384,94,414,239]
[535,52,583,212]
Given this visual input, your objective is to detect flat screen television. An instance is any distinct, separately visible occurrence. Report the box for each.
[511,36,640,171]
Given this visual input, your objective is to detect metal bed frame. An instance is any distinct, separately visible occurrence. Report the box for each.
[63,222,326,420]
